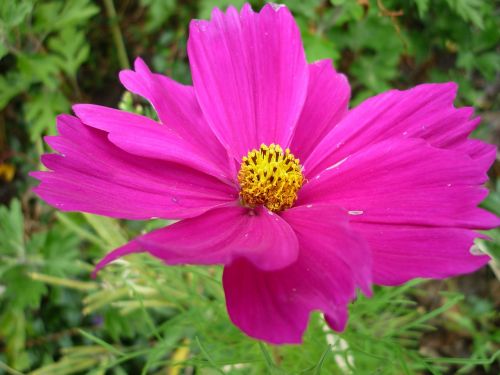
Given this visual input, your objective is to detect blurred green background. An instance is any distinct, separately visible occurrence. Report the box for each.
[1,0,499,374]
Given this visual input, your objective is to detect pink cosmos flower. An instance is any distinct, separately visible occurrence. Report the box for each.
[32,3,498,344]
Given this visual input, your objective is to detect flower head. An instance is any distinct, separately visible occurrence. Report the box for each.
[238,144,304,211]
[32,3,498,344]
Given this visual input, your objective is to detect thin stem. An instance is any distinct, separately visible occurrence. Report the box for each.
[103,0,130,69]
[29,272,99,291]
[0,361,24,375]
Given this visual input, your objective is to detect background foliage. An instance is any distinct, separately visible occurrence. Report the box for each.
[0,0,499,374]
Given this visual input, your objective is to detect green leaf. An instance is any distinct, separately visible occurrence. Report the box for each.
[445,0,485,29]
[3,266,48,309]
[350,53,398,94]
[0,199,25,257]
[0,309,30,370]
[333,0,364,26]
[195,336,225,374]
[285,0,323,19]
[29,227,80,277]
[48,27,91,78]
[0,71,30,109]
[24,90,69,141]
[0,42,8,61]
[0,0,33,28]
[16,53,61,89]
[414,0,430,18]
[302,31,340,63]
[34,0,99,34]
[475,52,500,80]
[139,0,176,32]
[82,214,127,249]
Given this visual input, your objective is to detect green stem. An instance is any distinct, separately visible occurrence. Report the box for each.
[103,0,130,69]
[0,361,24,375]
[29,272,99,291]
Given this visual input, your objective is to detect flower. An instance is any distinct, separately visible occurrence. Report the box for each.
[32,3,498,345]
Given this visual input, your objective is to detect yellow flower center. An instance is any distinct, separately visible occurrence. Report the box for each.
[238,144,304,212]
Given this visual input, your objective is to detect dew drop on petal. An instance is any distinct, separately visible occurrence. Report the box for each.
[348,210,364,215]
[326,156,349,171]
[269,3,286,11]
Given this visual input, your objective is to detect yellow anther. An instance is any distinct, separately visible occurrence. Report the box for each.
[238,144,304,212]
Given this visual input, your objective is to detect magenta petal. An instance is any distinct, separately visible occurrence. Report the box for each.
[305,83,489,176]
[299,137,496,285]
[282,204,372,295]
[119,58,231,179]
[73,104,231,182]
[300,138,497,229]
[453,139,497,170]
[352,223,491,285]
[95,205,299,273]
[290,60,350,162]
[32,115,236,220]
[188,3,308,159]
[222,204,371,344]
[324,309,348,332]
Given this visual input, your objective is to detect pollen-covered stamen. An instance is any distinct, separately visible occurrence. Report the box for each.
[238,144,304,212]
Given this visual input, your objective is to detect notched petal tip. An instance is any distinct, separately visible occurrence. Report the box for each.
[361,284,374,298]
[265,3,288,12]
[71,104,90,120]
[325,310,348,332]
[240,2,253,14]
[444,80,459,93]
[133,56,149,73]
[209,5,223,19]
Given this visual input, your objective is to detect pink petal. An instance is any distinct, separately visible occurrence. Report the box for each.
[299,137,496,285]
[119,58,231,179]
[282,204,372,295]
[299,138,498,229]
[290,60,350,162]
[453,139,497,171]
[305,83,490,177]
[94,205,299,274]
[73,104,233,183]
[223,204,371,344]
[352,222,490,285]
[188,3,308,159]
[32,115,236,220]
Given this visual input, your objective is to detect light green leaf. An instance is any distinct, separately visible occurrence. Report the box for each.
[0,71,30,109]
[83,214,127,249]
[445,0,485,29]
[24,90,69,140]
[48,27,91,78]
[0,0,33,28]
[414,0,430,18]
[34,0,99,33]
